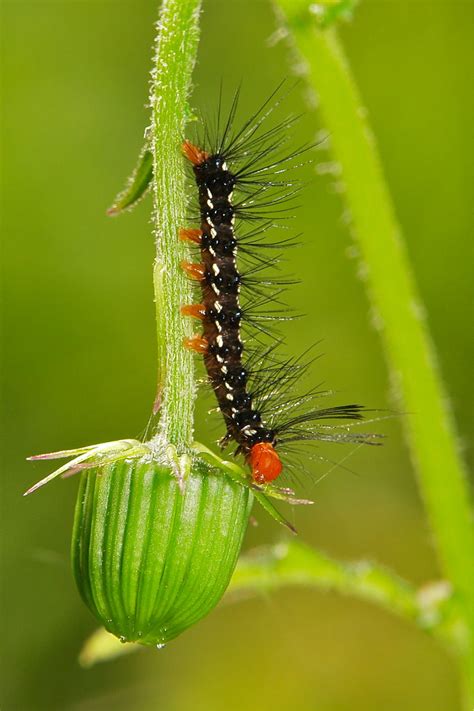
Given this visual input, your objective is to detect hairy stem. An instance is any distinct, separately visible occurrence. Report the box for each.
[149,0,202,450]
[80,539,458,667]
[274,0,474,700]
[228,541,454,640]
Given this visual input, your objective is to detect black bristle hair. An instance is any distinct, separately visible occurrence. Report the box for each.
[183,84,378,482]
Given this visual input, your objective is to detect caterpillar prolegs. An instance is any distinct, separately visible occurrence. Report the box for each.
[180,92,378,485]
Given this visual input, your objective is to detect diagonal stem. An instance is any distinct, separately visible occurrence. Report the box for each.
[273,1,474,700]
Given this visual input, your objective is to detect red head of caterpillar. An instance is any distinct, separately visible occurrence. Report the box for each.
[249,442,283,484]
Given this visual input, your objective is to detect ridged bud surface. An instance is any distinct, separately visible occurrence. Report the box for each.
[72,458,252,646]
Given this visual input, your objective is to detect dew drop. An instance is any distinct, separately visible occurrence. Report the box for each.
[156,643,166,650]
[119,636,127,644]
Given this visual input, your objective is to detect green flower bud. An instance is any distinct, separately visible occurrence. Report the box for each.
[71,456,253,646]
[27,438,305,647]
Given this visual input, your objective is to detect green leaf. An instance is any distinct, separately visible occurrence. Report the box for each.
[192,441,311,532]
[24,439,147,495]
[79,628,138,668]
[107,148,153,216]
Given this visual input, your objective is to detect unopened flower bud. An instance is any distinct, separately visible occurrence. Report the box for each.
[72,456,252,646]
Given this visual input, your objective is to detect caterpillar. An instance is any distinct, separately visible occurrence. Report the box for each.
[180,90,378,485]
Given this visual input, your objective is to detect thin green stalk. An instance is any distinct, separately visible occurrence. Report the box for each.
[274,0,474,698]
[227,541,453,639]
[79,539,458,667]
[149,0,202,451]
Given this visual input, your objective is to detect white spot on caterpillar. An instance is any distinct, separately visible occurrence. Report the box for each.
[216,335,224,347]
[221,365,228,374]
[208,246,216,257]
[224,382,233,391]
[226,394,234,401]
[211,228,217,237]
[207,188,213,198]
[214,301,222,312]
[223,162,228,170]
[216,355,224,364]
[212,283,220,295]
[207,199,214,209]
[212,264,220,275]
[206,217,214,227]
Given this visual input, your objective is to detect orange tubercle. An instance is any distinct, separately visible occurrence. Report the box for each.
[182,140,209,166]
[179,228,202,244]
[181,303,206,320]
[181,261,205,281]
[249,443,283,484]
[183,335,208,354]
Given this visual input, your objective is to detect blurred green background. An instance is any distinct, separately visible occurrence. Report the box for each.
[2,1,473,709]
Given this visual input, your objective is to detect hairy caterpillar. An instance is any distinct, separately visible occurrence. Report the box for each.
[180,89,378,485]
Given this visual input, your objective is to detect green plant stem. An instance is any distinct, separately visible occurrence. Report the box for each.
[274,0,474,700]
[149,0,202,451]
[228,541,454,639]
[79,540,458,667]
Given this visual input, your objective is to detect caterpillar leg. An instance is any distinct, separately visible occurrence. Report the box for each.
[181,304,206,320]
[183,335,208,354]
[181,261,205,280]
[182,140,209,166]
[179,228,202,245]
[219,432,233,449]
